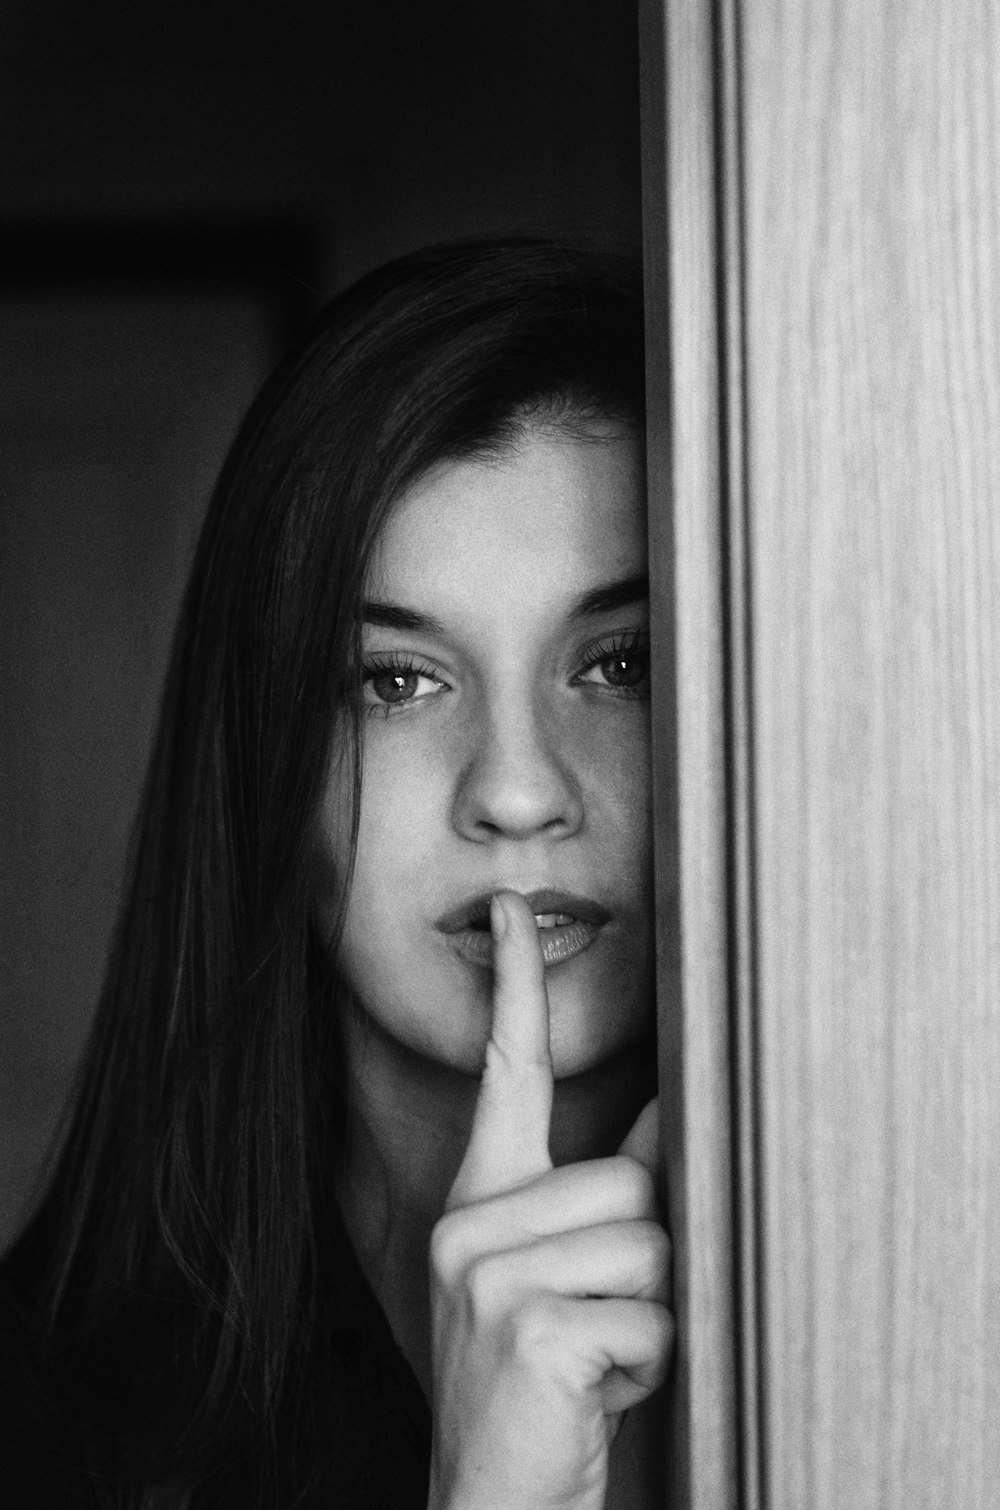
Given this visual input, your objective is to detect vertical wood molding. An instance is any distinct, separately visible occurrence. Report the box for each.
[713,2,762,1503]
[738,2,1000,1504]
[640,0,744,1504]
[643,0,1000,1504]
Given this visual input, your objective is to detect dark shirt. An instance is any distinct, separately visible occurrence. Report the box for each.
[0,1286,101,1507]
[0,1264,431,1509]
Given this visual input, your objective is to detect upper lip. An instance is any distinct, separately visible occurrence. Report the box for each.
[436,888,612,933]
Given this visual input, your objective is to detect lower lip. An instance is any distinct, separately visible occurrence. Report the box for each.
[444,920,602,970]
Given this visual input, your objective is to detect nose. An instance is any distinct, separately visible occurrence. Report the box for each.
[450,699,585,843]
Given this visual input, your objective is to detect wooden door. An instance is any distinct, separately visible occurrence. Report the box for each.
[641,1,1000,1505]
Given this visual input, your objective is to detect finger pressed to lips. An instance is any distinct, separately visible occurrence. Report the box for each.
[447,890,554,1206]
[488,891,551,1067]
[435,882,615,973]
[448,891,662,1217]
[435,888,613,935]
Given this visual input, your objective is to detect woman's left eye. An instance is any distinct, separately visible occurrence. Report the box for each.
[574,634,651,698]
[362,659,447,713]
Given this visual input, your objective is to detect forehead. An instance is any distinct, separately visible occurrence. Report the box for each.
[367,424,646,614]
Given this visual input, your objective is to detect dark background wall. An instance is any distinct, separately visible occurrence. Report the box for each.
[0,0,640,283]
[0,0,641,1248]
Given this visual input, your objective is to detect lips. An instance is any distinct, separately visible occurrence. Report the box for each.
[437,888,611,970]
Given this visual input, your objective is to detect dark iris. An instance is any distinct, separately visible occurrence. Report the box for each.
[601,652,648,689]
[371,670,420,703]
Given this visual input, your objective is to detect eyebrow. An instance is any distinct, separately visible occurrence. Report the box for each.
[571,572,649,617]
[361,572,649,635]
[361,601,448,635]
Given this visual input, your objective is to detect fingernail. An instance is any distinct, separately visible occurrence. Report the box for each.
[490,893,508,940]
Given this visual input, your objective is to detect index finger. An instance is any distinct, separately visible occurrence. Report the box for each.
[446,890,554,1207]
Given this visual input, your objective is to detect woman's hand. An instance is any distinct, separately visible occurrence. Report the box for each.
[427,890,673,1510]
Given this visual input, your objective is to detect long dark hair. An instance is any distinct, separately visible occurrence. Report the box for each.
[6,239,644,1505]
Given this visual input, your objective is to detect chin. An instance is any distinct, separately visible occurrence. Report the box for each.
[346,937,653,1081]
[548,1024,652,1081]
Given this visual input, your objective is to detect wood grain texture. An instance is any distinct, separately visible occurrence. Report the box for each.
[738,1,1000,1503]
[639,0,740,1504]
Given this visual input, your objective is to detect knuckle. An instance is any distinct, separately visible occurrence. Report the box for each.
[642,1219,671,1272]
[429,1210,472,1286]
[624,1220,671,1297]
[481,1038,513,1083]
[431,1221,513,1327]
[483,1038,550,1086]
[463,1252,505,1323]
[644,1299,675,1362]
[513,1293,564,1363]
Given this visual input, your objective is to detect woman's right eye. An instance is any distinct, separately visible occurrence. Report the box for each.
[361,659,448,713]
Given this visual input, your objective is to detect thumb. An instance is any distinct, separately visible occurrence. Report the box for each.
[618,1099,668,1277]
[617,1096,660,1178]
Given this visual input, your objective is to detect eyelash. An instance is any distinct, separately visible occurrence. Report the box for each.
[572,629,651,700]
[360,629,651,717]
[360,653,446,719]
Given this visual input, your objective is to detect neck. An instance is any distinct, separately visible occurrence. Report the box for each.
[335,1000,657,1398]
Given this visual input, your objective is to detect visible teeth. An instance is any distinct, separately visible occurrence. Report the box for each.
[533,912,574,929]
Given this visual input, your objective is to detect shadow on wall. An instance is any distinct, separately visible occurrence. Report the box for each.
[0,0,641,285]
[0,233,305,1248]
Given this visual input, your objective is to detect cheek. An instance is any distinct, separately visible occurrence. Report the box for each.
[580,708,653,867]
[311,743,355,931]
[325,733,446,981]
[352,735,444,881]
[317,728,437,876]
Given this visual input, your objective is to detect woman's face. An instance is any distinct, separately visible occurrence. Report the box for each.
[315,419,653,1080]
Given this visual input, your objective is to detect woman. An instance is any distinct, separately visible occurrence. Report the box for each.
[1,239,672,1508]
